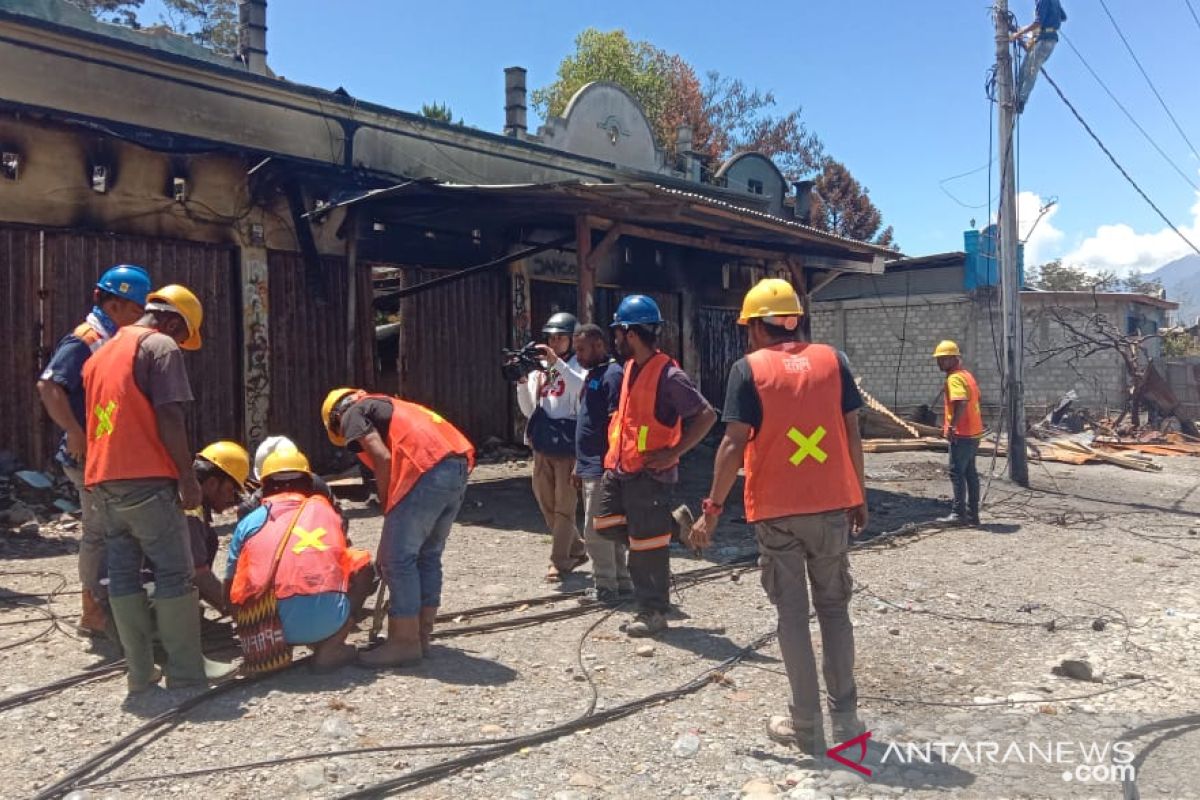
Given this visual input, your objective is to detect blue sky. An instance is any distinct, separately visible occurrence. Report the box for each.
[150,1,1200,272]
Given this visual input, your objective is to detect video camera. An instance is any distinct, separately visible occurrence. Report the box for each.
[501,342,545,383]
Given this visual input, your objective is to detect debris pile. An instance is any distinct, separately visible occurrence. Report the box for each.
[0,452,81,537]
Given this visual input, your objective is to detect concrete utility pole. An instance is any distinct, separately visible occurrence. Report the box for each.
[994,0,1029,486]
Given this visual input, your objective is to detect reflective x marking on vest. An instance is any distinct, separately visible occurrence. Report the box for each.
[94,401,118,439]
[636,425,649,452]
[291,525,329,554]
[786,425,828,465]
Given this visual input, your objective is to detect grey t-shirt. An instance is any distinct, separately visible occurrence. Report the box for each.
[133,331,194,406]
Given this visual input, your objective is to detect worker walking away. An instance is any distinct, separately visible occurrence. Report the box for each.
[934,341,984,526]
[225,444,374,673]
[596,295,716,637]
[322,387,474,667]
[36,264,150,640]
[690,278,868,757]
[187,441,251,615]
[1011,0,1067,113]
[516,312,589,582]
[83,284,234,693]
[571,323,631,606]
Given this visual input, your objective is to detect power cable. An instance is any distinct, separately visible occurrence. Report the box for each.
[1060,33,1200,194]
[1039,68,1200,258]
[1098,0,1200,163]
[1187,0,1200,35]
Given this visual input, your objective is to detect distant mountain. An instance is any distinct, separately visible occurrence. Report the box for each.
[1149,255,1200,325]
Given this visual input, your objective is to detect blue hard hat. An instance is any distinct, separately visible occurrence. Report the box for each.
[96,265,151,306]
[610,294,663,328]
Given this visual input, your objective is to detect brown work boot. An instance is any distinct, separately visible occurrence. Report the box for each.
[359,616,423,668]
[419,606,438,655]
[78,589,110,637]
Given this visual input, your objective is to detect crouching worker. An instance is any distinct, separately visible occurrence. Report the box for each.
[188,441,251,615]
[322,387,474,667]
[225,445,375,673]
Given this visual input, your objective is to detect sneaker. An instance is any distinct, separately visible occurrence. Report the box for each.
[617,584,636,600]
[766,715,821,756]
[577,587,621,607]
[967,513,981,526]
[623,610,667,638]
[936,512,967,526]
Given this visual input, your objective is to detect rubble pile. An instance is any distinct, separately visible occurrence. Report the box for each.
[0,452,81,539]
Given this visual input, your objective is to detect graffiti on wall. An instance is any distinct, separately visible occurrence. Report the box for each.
[529,253,577,281]
[511,264,531,347]
[243,257,270,448]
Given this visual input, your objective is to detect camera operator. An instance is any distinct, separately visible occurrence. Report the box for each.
[515,312,589,583]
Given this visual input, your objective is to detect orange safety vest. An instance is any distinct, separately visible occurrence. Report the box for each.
[72,321,104,352]
[743,343,864,522]
[943,368,984,437]
[229,493,370,604]
[354,395,475,513]
[603,352,683,474]
[82,325,179,487]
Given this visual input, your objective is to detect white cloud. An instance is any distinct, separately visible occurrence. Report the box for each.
[1017,190,1064,266]
[1061,194,1200,276]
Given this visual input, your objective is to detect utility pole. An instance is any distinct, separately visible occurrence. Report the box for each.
[994,0,1029,486]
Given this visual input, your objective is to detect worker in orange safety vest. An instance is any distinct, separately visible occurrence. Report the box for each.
[933,340,984,525]
[322,388,474,667]
[690,278,868,757]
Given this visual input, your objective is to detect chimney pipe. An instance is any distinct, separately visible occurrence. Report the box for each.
[504,67,527,138]
[675,124,699,182]
[792,180,815,223]
[238,0,268,75]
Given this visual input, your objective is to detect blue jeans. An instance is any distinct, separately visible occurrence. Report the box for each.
[948,437,981,518]
[93,479,195,599]
[1016,38,1056,111]
[380,457,469,617]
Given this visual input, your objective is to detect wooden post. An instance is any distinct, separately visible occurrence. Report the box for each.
[576,215,594,324]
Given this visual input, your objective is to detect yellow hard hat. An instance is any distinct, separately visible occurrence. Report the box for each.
[932,340,962,358]
[145,284,203,351]
[738,278,803,325]
[197,440,250,489]
[322,387,360,446]
[259,442,312,481]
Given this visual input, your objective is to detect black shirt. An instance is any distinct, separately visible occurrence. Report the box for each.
[339,397,394,452]
[722,347,863,434]
[575,360,624,478]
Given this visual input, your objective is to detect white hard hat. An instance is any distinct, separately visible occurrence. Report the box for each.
[253,435,298,481]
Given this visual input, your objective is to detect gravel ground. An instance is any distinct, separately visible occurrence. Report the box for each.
[2,444,1199,800]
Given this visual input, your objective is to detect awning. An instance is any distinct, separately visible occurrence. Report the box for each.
[312,180,893,273]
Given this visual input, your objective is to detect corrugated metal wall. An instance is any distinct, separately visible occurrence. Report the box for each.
[399,266,510,446]
[267,250,375,471]
[698,306,747,409]
[1,224,240,470]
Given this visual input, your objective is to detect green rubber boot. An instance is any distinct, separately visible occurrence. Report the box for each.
[108,593,162,693]
[153,589,236,688]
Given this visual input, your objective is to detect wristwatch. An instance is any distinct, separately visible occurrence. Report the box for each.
[701,498,724,517]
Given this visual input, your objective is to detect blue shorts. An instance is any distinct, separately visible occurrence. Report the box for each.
[278,592,350,645]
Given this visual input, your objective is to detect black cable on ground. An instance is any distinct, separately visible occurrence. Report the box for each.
[332,631,779,800]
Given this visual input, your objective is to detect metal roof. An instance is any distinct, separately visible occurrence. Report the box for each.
[316,180,894,269]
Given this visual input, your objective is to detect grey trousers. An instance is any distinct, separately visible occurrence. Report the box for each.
[757,510,858,735]
[63,463,107,600]
[580,476,631,592]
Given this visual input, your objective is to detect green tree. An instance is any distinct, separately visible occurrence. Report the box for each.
[65,0,143,26]
[1122,270,1164,297]
[71,0,237,53]
[534,28,889,244]
[1029,260,1120,291]
[531,29,674,146]
[420,102,461,125]
[161,0,238,53]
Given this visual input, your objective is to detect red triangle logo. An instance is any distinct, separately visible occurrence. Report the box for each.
[826,730,873,776]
